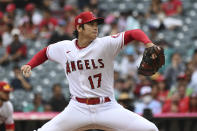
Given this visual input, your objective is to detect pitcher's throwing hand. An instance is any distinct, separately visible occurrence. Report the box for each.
[21,65,32,77]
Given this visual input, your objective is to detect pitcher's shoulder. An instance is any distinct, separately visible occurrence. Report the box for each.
[56,39,74,45]
[95,36,110,43]
[49,39,75,48]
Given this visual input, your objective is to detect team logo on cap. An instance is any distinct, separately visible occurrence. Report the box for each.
[78,18,82,23]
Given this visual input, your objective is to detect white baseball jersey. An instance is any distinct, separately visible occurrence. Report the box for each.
[38,32,159,131]
[46,32,125,98]
[0,101,14,125]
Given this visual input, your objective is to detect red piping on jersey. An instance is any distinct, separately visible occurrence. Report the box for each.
[27,47,48,69]
[75,39,95,50]
[75,40,86,49]
[75,40,84,49]
[124,29,152,45]
[6,123,15,130]
[121,33,124,49]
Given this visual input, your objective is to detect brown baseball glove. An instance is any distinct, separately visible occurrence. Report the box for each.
[138,45,165,76]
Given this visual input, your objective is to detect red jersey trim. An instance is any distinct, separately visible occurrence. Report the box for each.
[121,32,125,49]
[46,46,53,61]
[75,40,86,50]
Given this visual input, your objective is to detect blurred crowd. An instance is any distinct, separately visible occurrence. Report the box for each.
[0,0,196,115]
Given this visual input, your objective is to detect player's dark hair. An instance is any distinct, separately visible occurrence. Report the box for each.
[73,24,85,38]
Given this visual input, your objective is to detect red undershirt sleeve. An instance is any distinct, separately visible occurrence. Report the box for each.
[26,47,48,69]
[124,29,152,45]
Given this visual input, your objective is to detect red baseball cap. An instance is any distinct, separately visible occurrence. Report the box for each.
[25,3,35,12]
[6,3,16,12]
[74,11,104,29]
[0,82,13,92]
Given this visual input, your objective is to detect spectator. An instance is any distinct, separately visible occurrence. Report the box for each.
[149,86,162,114]
[175,73,193,96]
[43,102,52,112]
[2,24,13,47]
[162,91,180,113]
[0,36,5,58]
[190,49,197,89]
[118,11,128,32]
[19,3,38,40]
[19,16,37,40]
[100,14,118,36]
[89,0,99,15]
[0,81,15,131]
[156,75,169,103]
[163,82,189,113]
[120,45,138,78]
[48,21,72,44]
[23,93,44,112]
[114,78,125,100]
[184,69,194,96]
[177,82,189,112]
[147,0,183,30]
[161,0,183,29]
[41,0,51,10]
[10,65,32,91]
[62,5,77,37]
[118,92,134,111]
[134,75,151,97]
[126,10,141,30]
[146,0,163,18]
[114,70,120,82]
[146,0,165,30]
[25,3,35,12]
[119,77,135,99]
[161,0,182,17]
[4,3,16,25]
[110,19,119,35]
[24,3,42,26]
[39,9,58,32]
[164,52,185,88]
[189,92,197,112]
[151,82,158,100]
[49,84,68,112]
[0,28,27,66]
[0,11,5,36]
[135,86,162,114]
[191,49,197,69]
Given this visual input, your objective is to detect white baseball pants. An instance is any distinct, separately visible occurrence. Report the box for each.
[36,99,158,131]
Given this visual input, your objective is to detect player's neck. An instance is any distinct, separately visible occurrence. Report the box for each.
[77,36,93,48]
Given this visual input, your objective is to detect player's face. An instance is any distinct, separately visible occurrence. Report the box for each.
[0,91,10,101]
[82,21,98,40]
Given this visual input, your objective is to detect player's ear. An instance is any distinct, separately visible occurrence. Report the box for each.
[77,25,82,32]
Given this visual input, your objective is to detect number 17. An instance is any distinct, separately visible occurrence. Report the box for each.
[88,73,102,89]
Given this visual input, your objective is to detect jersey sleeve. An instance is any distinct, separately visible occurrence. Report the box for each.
[5,102,14,125]
[46,42,65,64]
[102,32,125,57]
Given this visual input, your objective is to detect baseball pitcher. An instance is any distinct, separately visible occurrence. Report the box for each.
[21,11,164,131]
